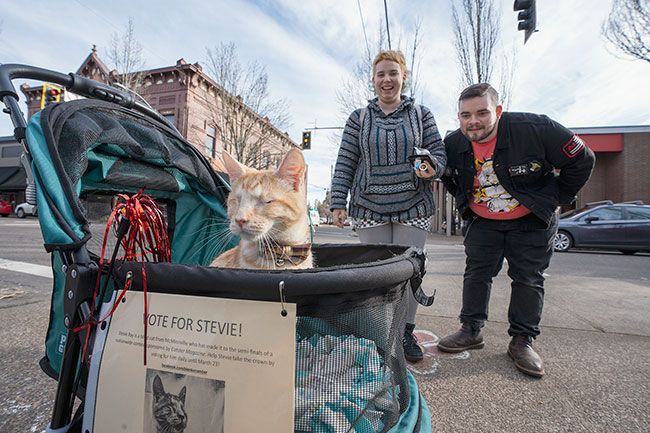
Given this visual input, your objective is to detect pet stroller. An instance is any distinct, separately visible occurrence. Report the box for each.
[0,64,433,433]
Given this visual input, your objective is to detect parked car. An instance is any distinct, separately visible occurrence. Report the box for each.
[553,200,650,255]
[0,200,12,217]
[15,202,37,218]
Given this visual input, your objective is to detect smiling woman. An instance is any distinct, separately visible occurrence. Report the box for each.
[329,49,447,363]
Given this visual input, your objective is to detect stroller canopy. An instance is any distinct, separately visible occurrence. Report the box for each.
[26,99,231,264]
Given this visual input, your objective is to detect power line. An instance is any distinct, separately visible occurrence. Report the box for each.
[383,0,392,50]
[308,184,329,191]
[71,0,167,64]
[357,0,372,63]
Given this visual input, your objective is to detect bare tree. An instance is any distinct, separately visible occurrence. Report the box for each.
[316,191,333,223]
[406,21,424,100]
[451,0,516,108]
[204,43,291,169]
[602,0,650,63]
[107,17,146,91]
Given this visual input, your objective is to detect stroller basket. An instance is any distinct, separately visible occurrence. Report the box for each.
[0,64,431,433]
[104,244,427,433]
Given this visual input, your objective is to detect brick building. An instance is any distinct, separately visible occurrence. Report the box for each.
[572,126,650,206]
[19,46,297,172]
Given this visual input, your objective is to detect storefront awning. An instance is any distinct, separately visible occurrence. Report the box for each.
[0,166,27,191]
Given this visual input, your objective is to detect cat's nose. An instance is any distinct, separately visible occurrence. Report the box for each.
[235,218,247,227]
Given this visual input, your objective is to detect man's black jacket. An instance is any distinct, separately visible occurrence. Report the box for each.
[441,112,596,225]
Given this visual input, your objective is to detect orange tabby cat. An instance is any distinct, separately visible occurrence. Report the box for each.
[210,148,313,269]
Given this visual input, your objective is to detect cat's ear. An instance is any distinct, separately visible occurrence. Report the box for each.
[221,151,247,183]
[153,375,164,399]
[276,148,305,191]
[179,386,187,404]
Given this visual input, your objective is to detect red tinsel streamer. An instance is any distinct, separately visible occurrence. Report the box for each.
[74,188,171,365]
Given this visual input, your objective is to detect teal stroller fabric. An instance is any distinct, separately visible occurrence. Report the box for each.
[26,100,235,376]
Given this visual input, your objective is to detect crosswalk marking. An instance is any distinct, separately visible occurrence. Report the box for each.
[0,258,52,279]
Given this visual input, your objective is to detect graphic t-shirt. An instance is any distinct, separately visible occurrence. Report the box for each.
[469,136,530,220]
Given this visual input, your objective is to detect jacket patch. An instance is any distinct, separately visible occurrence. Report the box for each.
[562,135,585,158]
[509,164,529,176]
[508,161,542,176]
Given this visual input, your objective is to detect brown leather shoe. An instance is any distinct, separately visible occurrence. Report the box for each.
[437,323,484,353]
[508,335,545,378]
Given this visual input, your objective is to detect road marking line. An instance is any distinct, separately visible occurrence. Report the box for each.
[0,288,26,299]
[0,258,52,279]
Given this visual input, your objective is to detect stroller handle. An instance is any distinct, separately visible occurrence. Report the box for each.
[0,63,172,134]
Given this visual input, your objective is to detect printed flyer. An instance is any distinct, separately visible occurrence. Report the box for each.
[92,292,296,433]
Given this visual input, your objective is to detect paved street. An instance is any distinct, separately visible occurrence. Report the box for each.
[1,219,649,432]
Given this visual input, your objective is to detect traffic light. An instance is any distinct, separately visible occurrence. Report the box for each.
[513,0,536,44]
[40,84,64,109]
[45,88,61,105]
[302,131,312,150]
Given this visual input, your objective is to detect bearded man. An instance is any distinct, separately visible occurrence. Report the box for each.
[439,83,595,377]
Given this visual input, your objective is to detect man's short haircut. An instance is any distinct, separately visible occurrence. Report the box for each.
[372,50,408,76]
[459,83,499,106]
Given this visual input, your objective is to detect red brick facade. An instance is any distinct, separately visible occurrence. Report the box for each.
[20,47,297,173]
[574,126,650,207]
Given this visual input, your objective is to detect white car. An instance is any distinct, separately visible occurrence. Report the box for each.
[15,202,37,218]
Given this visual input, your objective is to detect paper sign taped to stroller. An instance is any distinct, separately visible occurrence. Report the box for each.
[90,292,296,433]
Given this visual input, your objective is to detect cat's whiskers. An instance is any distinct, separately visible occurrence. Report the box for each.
[176,221,231,251]
[259,233,279,269]
[179,220,231,238]
[206,232,236,263]
[192,226,235,263]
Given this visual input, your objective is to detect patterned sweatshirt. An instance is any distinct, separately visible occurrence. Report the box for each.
[330,96,446,222]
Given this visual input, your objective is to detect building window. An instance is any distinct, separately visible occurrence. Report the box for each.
[204,126,216,157]
[262,150,271,169]
[1,145,22,158]
[162,112,176,127]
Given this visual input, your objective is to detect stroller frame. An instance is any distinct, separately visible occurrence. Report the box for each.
[0,64,221,430]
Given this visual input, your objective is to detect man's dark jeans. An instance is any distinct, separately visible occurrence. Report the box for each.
[460,213,558,338]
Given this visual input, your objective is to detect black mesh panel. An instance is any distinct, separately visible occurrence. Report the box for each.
[105,159,179,192]
[295,292,409,432]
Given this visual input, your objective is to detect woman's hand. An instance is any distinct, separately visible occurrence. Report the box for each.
[415,163,435,179]
[332,209,348,228]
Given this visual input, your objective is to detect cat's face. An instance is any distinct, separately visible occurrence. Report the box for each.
[223,149,307,241]
[226,172,304,240]
[152,375,187,431]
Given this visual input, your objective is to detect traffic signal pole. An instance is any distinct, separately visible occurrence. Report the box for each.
[300,126,344,150]
[513,0,537,44]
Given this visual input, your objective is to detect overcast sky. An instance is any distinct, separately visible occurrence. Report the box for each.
[1,0,648,204]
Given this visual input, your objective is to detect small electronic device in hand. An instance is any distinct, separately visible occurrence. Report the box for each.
[408,147,435,173]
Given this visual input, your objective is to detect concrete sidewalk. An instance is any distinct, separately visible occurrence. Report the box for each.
[408,241,650,433]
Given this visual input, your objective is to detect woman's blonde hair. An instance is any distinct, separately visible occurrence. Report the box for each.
[372,50,408,76]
